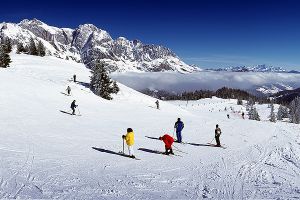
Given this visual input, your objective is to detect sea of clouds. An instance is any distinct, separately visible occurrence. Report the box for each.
[111,71,300,93]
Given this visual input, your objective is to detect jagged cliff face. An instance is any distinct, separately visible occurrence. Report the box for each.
[0,19,197,73]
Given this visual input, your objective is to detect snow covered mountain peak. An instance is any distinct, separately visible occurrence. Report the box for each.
[0,19,197,73]
[210,64,286,73]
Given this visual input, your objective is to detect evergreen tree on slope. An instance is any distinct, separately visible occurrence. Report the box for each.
[37,40,46,56]
[29,38,38,56]
[289,97,300,124]
[0,46,11,68]
[248,106,260,121]
[16,43,27,54]
[269,103,276,122]
[277,105,289,120]
[90,61,119,100]
[1,37,12,54]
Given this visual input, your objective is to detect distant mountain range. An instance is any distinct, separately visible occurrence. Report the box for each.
[207,64,299,73]
[0,18,198,73]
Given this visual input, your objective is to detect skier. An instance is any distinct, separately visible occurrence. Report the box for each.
[66,86,71,95]
[155,100,160,109]
[122,128,135,158]
[215,124,222,147]
[227,114,230,119]
[242,112,245,119]
[159,134,174,155]
[73,74,76,82]
[70,100,78,115]
[174,118,184,143]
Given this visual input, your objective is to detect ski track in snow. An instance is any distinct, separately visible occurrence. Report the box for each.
[0,54,299,199]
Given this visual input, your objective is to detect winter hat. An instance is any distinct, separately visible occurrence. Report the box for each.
[127,128,133,132]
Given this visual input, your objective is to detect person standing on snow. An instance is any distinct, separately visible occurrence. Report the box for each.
[215,124,222,147]
[174,118,184,143]
[66,86,71,95]
[73,74,76,82]
[70,100,78,115]
[155,100,160,109]
[159,134,174,155]
[242,112,245,119]
[122,128,135,158]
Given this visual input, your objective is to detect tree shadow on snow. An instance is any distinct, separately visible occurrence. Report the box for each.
[92,147,130,158]
[76,81,90,89]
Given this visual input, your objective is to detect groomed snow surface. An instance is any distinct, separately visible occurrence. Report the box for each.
[0,54,299,199]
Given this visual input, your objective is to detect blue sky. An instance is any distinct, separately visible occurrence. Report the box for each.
[1,0,300,70]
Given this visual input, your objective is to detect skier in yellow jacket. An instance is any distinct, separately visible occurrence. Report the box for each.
[122,128,135,158]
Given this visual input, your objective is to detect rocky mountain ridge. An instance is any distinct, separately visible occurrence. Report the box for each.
[0,18,197,73]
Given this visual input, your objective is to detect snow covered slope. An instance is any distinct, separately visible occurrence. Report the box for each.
[0,54,299,199]
[0,19,197,73]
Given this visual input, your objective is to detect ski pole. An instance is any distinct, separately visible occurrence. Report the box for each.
[209,137,214,144]
[77,107,81,115]
[122,137,125,154]
[173,145,188,154]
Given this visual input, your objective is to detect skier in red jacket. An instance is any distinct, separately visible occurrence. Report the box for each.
[159,134,174,155]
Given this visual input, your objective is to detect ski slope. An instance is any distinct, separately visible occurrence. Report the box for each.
[0,54,299,199]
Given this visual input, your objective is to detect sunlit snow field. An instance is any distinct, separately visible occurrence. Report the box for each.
[0,54,299,199]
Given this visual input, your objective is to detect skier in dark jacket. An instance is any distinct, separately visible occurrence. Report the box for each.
[66,86,71,95]
[155,100,159,109]
[73,74,76,82]
[174,118,184,143]
[215,124,222,147]
[71,100,78,115]
[159,134,174,155]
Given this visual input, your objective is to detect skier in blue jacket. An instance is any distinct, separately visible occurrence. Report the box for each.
[174,118,184,143]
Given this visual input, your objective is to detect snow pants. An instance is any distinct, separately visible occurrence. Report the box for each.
[165,146,173,155]
[71,108,75,115]
[128,145,134,156]
[176,131,182,143]
[215,135,220,146]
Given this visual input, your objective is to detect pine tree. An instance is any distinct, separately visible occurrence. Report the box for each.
[1,37,12,53]
[29,38,38,56]
[37,40,46,56]
[269,103,276,122]
[90,61,119,100]
[277,105,289,120]
[110,81,120,94]
[248,106,260,121]
[0,47,11,68]
[289,97,300,124]
[16,43,26,54]
[237,99,243,105]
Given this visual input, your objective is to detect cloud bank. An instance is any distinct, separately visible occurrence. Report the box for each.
[111,71,300,93]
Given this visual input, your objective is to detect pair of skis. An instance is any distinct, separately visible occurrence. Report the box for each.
[206,143,227,149]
